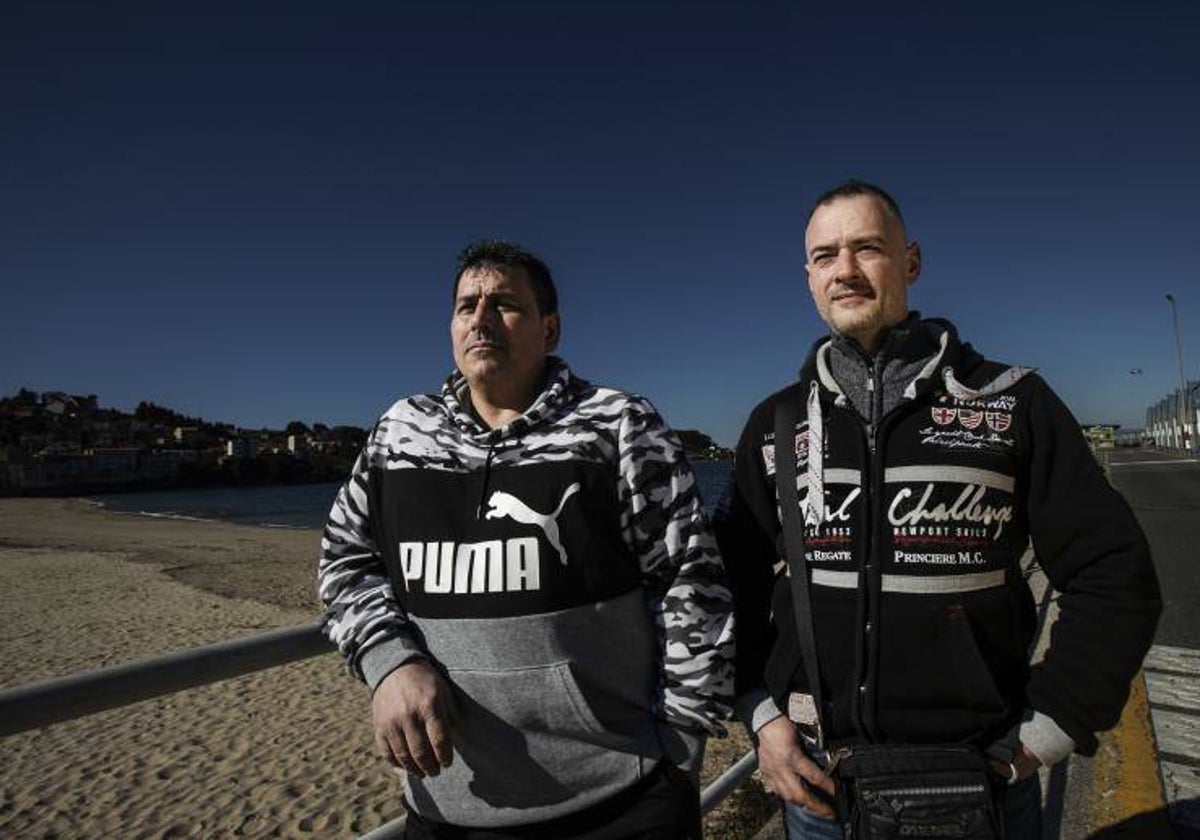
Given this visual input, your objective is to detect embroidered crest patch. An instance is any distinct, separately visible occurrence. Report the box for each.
[932,406,956,426]
[986,411,1011,432]
[761,444,776,475]
[958,409,984,430]
[762,427,810,476]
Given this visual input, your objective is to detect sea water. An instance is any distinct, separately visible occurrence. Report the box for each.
[92,460,734,528]
[91,482,345,529]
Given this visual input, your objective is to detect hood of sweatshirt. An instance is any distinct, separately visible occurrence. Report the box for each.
[439,355,581,445]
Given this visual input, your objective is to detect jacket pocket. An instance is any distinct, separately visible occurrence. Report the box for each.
[878,601,1009,741]
[449,660,609,737]
[410,661,644,819]
[552,662,609,737]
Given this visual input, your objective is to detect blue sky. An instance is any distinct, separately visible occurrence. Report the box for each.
[4,1,1198,446]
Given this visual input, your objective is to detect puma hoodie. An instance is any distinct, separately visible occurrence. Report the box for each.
[319,357,735,828]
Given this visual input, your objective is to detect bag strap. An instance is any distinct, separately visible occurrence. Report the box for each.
[773,393,828,749]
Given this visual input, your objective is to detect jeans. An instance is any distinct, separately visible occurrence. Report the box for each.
[783,800,843,840]
[783,774,1043,840]
[404,761,701,840]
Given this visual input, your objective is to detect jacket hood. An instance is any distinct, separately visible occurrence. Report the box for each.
[440,355,582,445]
[798,315,998,403]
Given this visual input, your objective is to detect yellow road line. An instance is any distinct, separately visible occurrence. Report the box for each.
[1086,670,1166,831]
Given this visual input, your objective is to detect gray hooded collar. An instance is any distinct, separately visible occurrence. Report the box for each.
[442,355,576,444]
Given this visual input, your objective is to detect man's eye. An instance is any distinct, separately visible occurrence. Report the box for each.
[813,254,834,267]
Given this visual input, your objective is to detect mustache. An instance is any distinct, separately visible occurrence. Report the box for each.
[831,282,874,299]
[466,336,506,351]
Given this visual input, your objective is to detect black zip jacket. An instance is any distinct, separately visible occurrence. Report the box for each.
[715,320,1161,754]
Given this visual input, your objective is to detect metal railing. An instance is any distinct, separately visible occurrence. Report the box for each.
[0,621,759,838]
[0,622,329,736]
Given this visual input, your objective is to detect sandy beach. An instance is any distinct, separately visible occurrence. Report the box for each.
[0,498,769,839]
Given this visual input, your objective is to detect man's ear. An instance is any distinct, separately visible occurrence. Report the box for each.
[544,313,561,353]
[906,241,922,286]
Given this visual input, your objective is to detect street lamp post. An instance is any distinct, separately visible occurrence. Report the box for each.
[1166,294,1194,454]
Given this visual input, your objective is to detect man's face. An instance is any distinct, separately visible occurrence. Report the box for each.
[805,194,921,352]
[450,267,560,395]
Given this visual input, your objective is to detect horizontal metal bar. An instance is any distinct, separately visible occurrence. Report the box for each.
[0,621,333,737]
[358,815,406,840]
[700,749,759,815]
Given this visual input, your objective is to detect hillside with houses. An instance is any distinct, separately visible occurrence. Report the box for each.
[0,389,731,496]
[0,389,367,496]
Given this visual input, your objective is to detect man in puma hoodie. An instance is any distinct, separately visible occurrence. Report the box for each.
[714,181,1160,839]
[319,240,735,838]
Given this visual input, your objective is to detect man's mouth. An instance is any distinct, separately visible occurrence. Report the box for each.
[832,288,873,303]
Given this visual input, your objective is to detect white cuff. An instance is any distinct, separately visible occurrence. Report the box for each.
[735,687,785,734]
[1019,710,1076,767]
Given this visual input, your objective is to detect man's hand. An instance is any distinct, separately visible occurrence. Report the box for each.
[991,741,1043,784]
[372,659,460,779]
[755,716,837,818]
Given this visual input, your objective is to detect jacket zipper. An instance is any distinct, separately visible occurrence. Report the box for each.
[858,356,887,738]
[863,783,987,798]
[858,416,883,738]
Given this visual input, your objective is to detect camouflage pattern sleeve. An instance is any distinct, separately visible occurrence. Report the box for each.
[616,396,735,735]
[317,432,425,682]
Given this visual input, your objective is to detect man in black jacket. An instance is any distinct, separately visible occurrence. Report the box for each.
[713,181,1161,839]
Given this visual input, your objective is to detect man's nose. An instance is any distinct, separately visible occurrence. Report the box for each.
[468,298,494,331]
[832,248,860,279]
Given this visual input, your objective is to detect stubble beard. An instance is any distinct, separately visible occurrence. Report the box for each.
[824,297,881,341]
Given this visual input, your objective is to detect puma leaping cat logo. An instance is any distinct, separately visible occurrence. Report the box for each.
[484,483,581,565]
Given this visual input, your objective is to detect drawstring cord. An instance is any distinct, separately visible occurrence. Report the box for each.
[943,365,1036,400]
[805,380,824,528]
[476,443,496,520]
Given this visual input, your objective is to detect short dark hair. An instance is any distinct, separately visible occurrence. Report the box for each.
[807,180,905,229]
[453,239,558,316]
